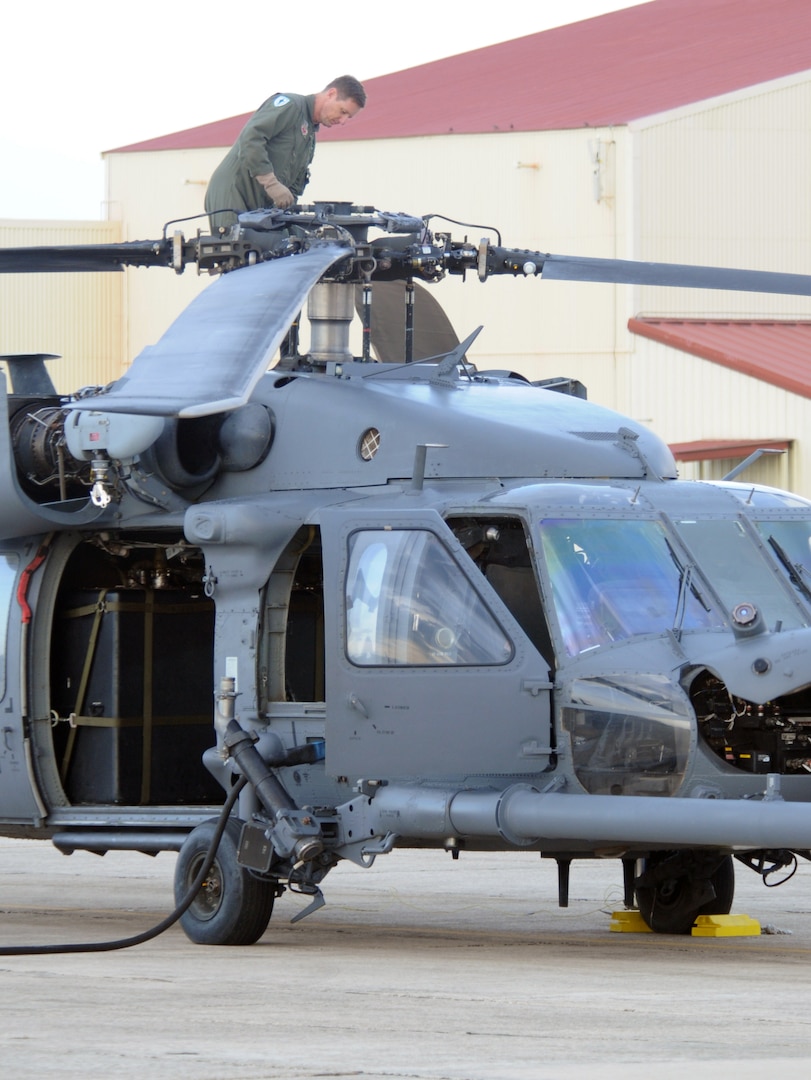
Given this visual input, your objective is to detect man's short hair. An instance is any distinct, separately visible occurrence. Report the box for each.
[325,75,367,108]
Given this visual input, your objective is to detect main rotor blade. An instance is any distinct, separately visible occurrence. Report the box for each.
[73,243,349,418]
[540,254,811,296]
[0,241,173,273]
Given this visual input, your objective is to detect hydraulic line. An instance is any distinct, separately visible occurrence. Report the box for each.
[0,775,247,956]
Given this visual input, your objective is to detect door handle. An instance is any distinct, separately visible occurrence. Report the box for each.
[348,693,369,718]
[522,679,553,696]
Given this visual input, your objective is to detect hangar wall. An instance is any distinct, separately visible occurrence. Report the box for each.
[627,333,804,493]
[104,149,215,363]
[622,73,811,495]
[0,219,123,393]
[631,72,811,320]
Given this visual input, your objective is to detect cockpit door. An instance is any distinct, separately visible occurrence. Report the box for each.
[321,508,553,780]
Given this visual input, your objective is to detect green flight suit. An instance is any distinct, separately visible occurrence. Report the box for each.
[205,92,318,230]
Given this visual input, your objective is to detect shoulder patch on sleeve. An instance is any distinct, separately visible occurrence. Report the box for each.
[272,94,290,107]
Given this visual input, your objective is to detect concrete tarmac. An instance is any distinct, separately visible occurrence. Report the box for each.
[2,836,811,1079]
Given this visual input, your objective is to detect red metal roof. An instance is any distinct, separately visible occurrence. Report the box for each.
[629,318,811,399]
[669,438,791,461]
[109,0,811,153]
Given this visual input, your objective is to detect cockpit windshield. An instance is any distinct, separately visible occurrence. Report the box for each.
[673,518,807,632]
[538,518,723,656]
[752,519,811,607]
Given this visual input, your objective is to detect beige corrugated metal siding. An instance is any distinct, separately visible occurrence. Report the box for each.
[631,74,811,320]
[0,220,123,393]
[627,334,807,492]
[615,74,811,495]
[105,151,216,363]
[676,452,790,489]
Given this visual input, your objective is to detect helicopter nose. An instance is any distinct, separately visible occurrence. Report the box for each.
[699,626,811,705]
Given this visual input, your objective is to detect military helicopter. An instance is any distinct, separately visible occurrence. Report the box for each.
[2,201,811,947]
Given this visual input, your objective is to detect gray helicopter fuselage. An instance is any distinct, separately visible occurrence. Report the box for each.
[6,204,811,942]
[209,361,677,496]
[3,358,811,865]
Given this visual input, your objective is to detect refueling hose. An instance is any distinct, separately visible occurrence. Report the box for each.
[0,775,248,956]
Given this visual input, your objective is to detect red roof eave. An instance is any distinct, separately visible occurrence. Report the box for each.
[629,317,811,400]
[105,0,811,154]
[669,438,791,461]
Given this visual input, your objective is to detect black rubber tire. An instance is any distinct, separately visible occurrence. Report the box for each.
[636,852,735,935]
[174,818,275,946]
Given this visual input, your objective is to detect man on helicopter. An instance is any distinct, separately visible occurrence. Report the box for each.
[205,75,366,230]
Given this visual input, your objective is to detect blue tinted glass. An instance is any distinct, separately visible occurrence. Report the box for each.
[539,518,722,655]
[346,530,513,667]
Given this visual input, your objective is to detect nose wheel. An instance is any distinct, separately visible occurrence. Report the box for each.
[174,817,277,945]
[187,856,224,921]
[635,851,735,934]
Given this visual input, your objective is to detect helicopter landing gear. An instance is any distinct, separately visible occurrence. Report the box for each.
[634,851,735,935]
[174,818,277,945]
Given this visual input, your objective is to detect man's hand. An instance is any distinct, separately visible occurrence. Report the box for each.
[255,172,294,209]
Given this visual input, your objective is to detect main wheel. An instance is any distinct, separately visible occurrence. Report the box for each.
[635,852,735,935]
[174,817,276,945]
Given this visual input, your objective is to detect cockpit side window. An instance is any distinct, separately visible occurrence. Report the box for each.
[447,516,554,666]
[345,529,512,667]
